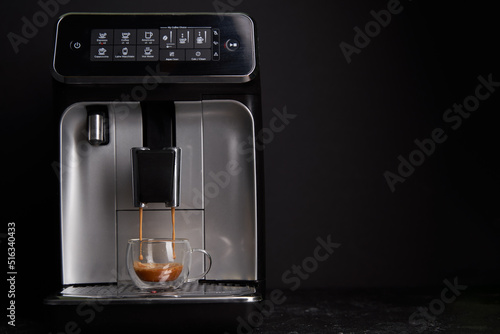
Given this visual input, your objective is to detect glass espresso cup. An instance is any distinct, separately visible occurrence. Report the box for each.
[127,238,212,289]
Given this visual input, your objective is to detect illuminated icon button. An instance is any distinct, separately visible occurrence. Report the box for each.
[176,29,194,48]
[114,29,137,45]
[186,49,211,61]
[91,29,113,45]
[160,49,185,61]
[212,29,220,61]
[137,29,159,45]
[114,45,136,61]
[225,39,239,51]
[194,28,211,48]
[138,45,159,61]
[70,41,82,50]
[212,30,220,43]
[90,45,112,61]
[159,29,177,49]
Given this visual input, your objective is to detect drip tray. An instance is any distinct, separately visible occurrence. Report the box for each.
[47,282,259,305]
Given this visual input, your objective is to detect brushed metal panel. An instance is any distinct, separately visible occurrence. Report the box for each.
[60,99,257,284]
[175,101,204,210]
[202,100,257,280]
[114,102,143,210]
[60,102,117,284]
[117,210,204,282]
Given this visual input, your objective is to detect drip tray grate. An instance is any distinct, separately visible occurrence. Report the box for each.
[55,282,259,304]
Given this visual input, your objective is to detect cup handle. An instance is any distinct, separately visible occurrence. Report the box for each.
[187,249,212,282]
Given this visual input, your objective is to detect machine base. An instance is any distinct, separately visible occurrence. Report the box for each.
[44,282,261,333]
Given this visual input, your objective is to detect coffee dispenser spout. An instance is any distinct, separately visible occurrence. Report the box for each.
[131,147,181,208]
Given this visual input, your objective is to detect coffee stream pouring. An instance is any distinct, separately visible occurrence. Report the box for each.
[131,147,181,260]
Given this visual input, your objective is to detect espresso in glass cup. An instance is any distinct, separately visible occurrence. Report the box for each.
[127,238,212,289]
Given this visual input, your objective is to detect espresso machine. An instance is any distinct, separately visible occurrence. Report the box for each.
[45,13,265,333]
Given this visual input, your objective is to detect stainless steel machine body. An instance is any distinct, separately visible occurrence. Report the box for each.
[59,100,259,286]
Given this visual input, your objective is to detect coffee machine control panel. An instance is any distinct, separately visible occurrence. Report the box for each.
[53,13,256,83]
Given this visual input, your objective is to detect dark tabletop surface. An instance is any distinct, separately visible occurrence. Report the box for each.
[3,287,499,333]
[252,287,500,334]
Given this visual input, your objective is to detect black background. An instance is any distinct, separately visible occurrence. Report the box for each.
[1,0,499,330]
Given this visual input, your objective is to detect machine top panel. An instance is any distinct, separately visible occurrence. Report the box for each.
[52,13,256,84]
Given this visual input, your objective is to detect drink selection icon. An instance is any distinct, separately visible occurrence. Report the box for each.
[179,33,188,44]
[196,31,206,44]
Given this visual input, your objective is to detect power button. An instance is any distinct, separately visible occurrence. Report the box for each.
[70,41,82,50]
